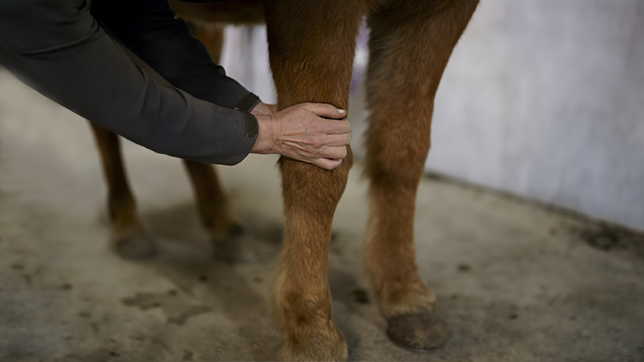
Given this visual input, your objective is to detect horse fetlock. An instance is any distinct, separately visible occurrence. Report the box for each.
[276,285,345,361]
[373,280,437,319]
[211,223,255,263]
[111,220,156,259]
[280,323,348,362]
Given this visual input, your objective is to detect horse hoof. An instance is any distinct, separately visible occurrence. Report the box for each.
[214,240,255,263]
[212,225,255,263]
[386,311,449,352]
[113,226,156,259]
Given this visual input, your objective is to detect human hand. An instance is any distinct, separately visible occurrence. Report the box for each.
[250,102,278,115]
[250,103,351,170]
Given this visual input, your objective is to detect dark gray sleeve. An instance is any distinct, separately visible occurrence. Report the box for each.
[91,0,261,112]
[0,0,258,165]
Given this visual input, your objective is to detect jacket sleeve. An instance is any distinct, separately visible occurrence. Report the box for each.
[0,0,258,165]
[90,0,261,112]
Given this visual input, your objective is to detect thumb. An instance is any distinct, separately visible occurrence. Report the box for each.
[304,103,346,120]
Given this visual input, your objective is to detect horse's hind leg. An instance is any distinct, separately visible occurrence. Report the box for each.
[364,0,478,351]
[89,122,155,258]
[183,159,252,262]
[263,0,365,360]
[181,24,252,262]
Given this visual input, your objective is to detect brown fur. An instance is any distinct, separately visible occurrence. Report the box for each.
[169,0,265,25]
[89,122,155,258]
[90,0,479,360]
[364,0,479,319]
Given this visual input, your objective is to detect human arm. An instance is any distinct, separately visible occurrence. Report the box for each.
[90,0,351,169]
[90,0,259,112]
[0,0,255,164]
[0,0,351,169]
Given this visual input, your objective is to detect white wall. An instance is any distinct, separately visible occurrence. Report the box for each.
[219,26,276,104]
[218,0,644,231]
[428,0,644,231]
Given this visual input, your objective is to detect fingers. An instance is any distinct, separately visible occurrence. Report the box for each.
[286,103,350,134]
[279,137,348,168]
[314,158,343,170]
[319,118,351,135]
[329,130,352,145]
[307,133,351,147]
[318,145,348,160]
[300,113,350,135]
[303,102,347,120]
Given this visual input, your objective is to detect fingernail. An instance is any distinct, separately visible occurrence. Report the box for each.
[338,109,346,113]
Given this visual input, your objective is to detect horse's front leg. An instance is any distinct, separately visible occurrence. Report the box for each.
[263,1,366,360]
[364,0,479,351]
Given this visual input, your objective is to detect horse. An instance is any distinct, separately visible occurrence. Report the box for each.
[88,0,479,360]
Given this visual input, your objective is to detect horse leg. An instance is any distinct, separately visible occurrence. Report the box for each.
[89,122,155,258]
[180,25,252,262]
[363,0,479,351]
[183,159,252,262]
[263,0,365,360]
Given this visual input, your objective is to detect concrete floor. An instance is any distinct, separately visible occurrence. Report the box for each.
[1,69,643,362]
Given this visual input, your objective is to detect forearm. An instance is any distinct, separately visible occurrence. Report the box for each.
[0,0,257,165]
[91,0,260,112]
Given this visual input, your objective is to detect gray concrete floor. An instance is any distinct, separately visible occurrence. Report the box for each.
[1,69,643,362]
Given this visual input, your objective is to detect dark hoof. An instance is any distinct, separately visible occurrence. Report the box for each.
[386,311,449,352]
[214,240,255,263]
[212,225,255,264]
[113,227,156,259]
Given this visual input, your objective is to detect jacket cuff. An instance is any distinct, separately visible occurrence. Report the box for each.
[238,110,259,137]
[222,110,259,165]
[234,92,261,113]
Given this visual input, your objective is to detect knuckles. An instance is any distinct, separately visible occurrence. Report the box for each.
[309,139,322,149]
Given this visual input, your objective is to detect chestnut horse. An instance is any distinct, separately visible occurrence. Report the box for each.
[88,0,479,360]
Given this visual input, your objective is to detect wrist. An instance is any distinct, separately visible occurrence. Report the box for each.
[251,102,278,116]
[250,114,277,154]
